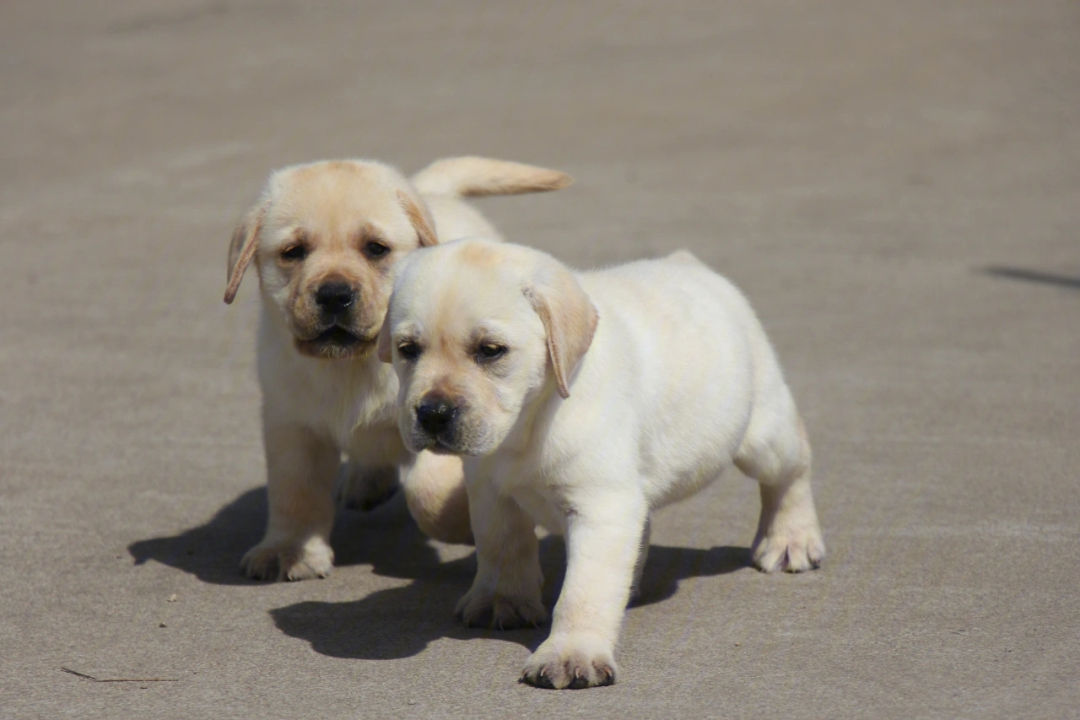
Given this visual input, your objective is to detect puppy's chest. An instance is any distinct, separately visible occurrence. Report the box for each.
[303,370,400,456]
[512,488,567,535]
[492,467,569,535]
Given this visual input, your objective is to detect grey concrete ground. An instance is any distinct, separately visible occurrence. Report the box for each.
[2,1,1078,718]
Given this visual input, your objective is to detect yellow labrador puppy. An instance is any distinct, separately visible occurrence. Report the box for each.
[225,157,571,581]
[379,238,825,689]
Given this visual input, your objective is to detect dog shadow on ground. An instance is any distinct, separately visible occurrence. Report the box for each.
[127,487,444,586]
[269,538,751,660]
[128,486,750,658]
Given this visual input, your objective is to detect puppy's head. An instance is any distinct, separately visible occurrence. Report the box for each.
[379,239,598,456]
[224,160,437,360]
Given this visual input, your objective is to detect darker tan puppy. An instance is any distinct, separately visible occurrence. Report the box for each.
[225,157,571,581]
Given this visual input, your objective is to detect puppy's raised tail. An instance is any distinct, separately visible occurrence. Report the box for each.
[411,156,573,197]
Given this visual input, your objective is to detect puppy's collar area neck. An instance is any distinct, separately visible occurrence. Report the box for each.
[497,380,559,456]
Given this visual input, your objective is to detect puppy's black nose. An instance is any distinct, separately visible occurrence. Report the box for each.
[315,282,355,314]
[417,397,456,435]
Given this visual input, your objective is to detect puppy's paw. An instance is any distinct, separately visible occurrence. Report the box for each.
[520,635,617,690]
[454,588,547,630]
[333,463,399,512]
[240,536,334,581]
[752,525,825,573]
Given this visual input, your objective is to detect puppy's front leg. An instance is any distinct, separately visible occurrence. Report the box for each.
[521,492,647,689]
[241,422,339,581]
[455,476,546,630]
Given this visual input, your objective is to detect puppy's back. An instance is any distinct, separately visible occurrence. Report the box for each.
[569,253,787,495]
[580,251,765,354]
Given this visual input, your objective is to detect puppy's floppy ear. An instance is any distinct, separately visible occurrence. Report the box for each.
[396,190,438,247]
[524,260,599,399]
[224,201,268,304]
[376,313,393,364]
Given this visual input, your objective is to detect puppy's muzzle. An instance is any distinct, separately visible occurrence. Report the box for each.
[315,281,356,318]
[416,395,457,436]
[292,280,373,359]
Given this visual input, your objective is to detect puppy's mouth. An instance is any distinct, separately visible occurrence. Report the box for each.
[295,325,376,359]
[315,326,363,345]
[411,435,466,456]
[428,439,466,456]
[409,429,487,457]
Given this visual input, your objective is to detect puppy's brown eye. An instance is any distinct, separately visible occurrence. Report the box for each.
[365,241,390,259]
[281,245,307,261]
[477,343,507,362]
[398,341,421,361]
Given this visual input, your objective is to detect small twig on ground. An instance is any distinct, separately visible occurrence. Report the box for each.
[61,667,179,683]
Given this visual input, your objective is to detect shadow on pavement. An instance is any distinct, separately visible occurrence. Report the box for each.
[635,544,751,607]
[130,487,750,658]
[982,266,1080,291]
[270,540,750,660]
[270,553,534,658]
[127,487,442,586]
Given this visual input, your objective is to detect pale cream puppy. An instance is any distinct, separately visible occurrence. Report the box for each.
[379,238,825,689]
[224,157,572,581]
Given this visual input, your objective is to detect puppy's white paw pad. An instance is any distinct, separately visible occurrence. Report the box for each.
[520,637,617,690]
[240,537,334,581]
[454,589,547,630]
[752,530,825,573]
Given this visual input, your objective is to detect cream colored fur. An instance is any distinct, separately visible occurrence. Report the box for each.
[381,238,825,688]
[224,158,571,581]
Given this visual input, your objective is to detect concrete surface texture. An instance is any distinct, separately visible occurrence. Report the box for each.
[1,1,1078,718]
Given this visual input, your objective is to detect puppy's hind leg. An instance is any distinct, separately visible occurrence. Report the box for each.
[735,399,825,574]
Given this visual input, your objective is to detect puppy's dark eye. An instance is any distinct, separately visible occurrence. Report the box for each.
[281,245,307,261]
[365,241,390,259]
[397,341,421,361]
[477,343,507,362]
